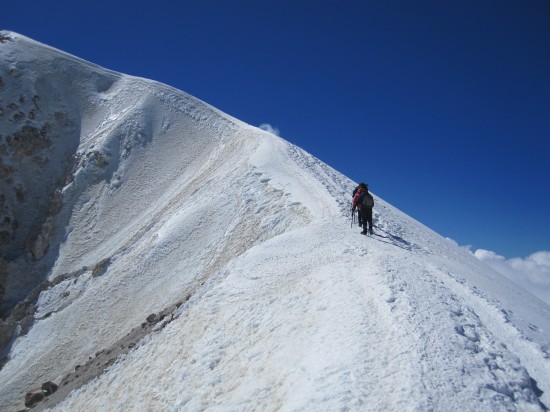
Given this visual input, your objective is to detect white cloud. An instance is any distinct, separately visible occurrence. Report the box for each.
[259,123,280,136]
[471,248,550,305]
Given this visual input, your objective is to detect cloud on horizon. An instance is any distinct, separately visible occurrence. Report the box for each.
[469,248,550,306]
[259,123,280,136]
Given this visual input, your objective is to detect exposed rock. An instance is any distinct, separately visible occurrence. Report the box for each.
[25,296,191,411]
[0,318,15,349]
[8,124,52,160]
[24,389,44,408]
[92,258,111,277]
[159,304,178,318]
[0,258,6,307]
[41,381,58,396]
[48,190,63,215]
[22,381,58,408]
[0,33,12,43]
[31,217,55,260]
[0,158,14,179]
[146,313,158,323]
[86,150,109,168]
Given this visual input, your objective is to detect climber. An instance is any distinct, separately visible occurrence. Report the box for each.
[352,183,374,235]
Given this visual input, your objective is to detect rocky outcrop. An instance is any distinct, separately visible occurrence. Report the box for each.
[24,381,58,408]
[1,35,82,320]
[24,389,44,408]
[0,261,113,368]
[28,297,188,411]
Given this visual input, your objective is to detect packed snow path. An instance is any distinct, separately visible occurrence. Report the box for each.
[42,220,550,411]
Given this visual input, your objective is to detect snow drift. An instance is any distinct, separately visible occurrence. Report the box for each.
[0,31,549,411]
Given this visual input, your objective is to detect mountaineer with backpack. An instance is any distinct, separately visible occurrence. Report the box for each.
[352,182,374,235]
[352,184,363,226]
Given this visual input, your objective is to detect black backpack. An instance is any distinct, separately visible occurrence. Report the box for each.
[360,192,374,208]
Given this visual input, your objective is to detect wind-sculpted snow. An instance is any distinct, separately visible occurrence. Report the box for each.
[0,32,549,411]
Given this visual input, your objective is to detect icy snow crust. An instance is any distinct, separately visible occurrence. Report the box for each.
[1,32,549,411]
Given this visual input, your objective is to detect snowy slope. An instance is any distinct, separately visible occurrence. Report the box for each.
[0,32,549,411]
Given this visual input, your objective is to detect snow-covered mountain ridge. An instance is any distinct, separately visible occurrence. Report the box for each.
[0,31,549,411]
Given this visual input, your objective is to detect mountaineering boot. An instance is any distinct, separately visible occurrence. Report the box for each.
[361,229,367,235]
[369,227,373,235]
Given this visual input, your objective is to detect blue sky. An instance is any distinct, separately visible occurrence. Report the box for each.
[3,0,549,258]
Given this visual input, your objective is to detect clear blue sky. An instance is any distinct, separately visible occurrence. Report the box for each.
[3,0,549,258]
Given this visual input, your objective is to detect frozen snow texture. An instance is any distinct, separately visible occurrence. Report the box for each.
[0,31,549,411]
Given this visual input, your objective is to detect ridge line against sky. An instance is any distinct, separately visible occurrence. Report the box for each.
[1,1,549,291]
